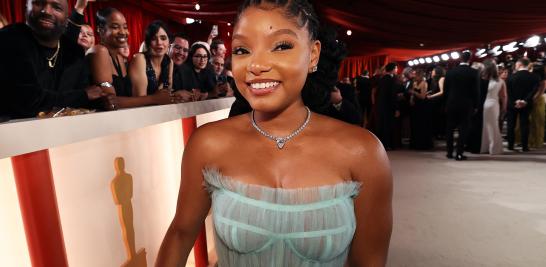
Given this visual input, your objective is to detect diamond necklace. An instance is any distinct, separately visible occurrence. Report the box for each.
[251,106,311,149]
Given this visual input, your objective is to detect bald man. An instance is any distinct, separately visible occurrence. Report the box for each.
[0,0,104,120]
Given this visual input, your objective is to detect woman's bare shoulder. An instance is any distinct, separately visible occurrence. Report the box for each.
[87,44,109,56]
[186,113,250,152]
[310,117,386,184]
[313,113,381,152]
[130,53,146,65]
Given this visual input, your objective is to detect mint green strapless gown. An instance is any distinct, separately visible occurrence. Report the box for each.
[203,168,362,267]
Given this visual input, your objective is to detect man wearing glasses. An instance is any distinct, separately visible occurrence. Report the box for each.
[173,41,214,101]
[169,33,190,66]
[170,33,194,101]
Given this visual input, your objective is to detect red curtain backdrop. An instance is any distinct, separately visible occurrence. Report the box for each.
[0,0,26,24]
[338,55,389,79]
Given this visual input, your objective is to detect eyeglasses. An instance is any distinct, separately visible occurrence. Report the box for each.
[171,45,189,53]
[193,55,209,60]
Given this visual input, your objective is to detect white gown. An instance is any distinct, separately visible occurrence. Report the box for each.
[481,79,504,155]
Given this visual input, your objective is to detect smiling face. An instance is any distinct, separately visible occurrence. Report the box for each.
[169,37,189,65]
[99,11,129,49]
[149,27,169,57]
[192,47,209,71]
[231,5,320,113]
[26,0,68,41]
[77,24,95,50]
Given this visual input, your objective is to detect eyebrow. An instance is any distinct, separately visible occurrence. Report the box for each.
[232,28,298,41]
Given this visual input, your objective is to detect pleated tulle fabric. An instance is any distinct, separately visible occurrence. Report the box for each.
[203,168,362,267]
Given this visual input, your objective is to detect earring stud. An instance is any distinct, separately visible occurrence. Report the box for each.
[309,65,318,73]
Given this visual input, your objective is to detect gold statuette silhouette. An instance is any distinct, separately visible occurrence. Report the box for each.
[112,157,147,267]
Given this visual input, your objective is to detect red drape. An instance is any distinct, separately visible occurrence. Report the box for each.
[0,0,26,24]
[338,55,389,79]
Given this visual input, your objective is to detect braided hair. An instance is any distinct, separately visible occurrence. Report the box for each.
[235,0,344,114]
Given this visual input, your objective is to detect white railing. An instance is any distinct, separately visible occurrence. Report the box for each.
[0,97,235,159]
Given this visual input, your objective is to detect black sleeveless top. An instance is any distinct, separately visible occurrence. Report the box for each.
[110,53,132,97]
[145,54,170,95]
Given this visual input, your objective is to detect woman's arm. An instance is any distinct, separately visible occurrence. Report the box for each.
[155,126,213,266]
[428,77,444,99]
[129,54,149,96]
[87,45,115,95]
[347,131,393,267]
[167,60,174,90]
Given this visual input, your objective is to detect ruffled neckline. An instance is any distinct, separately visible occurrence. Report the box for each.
[203,168,362,205]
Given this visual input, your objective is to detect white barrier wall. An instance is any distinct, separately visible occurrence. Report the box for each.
[0,158,31,267]
[0,100,232,267]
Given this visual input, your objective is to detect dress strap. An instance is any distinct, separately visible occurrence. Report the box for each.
[109,52,124,77]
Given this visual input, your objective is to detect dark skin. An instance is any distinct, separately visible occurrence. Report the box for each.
[156,5,392,267]
[26,0,105,100]
[87,11,178,110]
[26,0,67,47]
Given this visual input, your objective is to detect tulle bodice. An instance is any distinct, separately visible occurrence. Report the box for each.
[203,168,362,267]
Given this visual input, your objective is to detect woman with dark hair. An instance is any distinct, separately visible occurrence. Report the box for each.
[130,20,174,97]
[88,8,174,110]
[175,42,216,101]
[427,66,446,137]
[228,23,348,118]
[409,69,433,149]
[480,59,507,154]
[156,0,392,266]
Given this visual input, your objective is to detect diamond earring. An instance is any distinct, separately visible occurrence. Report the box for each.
[309,65,318,73]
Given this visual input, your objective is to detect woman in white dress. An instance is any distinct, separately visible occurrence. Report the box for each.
[481,59,507,154]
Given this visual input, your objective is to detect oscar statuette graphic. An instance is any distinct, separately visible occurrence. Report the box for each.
[111,157,147,267]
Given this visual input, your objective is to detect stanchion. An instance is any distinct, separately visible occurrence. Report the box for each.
[11,149,69,267]
[182,116,208,267]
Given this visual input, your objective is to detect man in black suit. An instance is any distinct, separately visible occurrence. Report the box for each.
[506,58,540,151]
[443,51,480,160]
[0,0,103,120]
[376,63,400,150]
[328,83,362,125]
[355,70,372,126]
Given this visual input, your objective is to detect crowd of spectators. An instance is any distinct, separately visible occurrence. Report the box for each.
[345,52,546,155]
[1,0,544,157]
[0,0,235,122]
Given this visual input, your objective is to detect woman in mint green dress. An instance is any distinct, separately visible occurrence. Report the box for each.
[156,1,393,266]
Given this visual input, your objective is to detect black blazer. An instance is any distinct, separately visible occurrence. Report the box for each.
[443,64,480,111]
[376,74,399,113]
[506,70,540,109]
[355,76,372,102]
[173,63,215,93]
[0,24,89,119]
